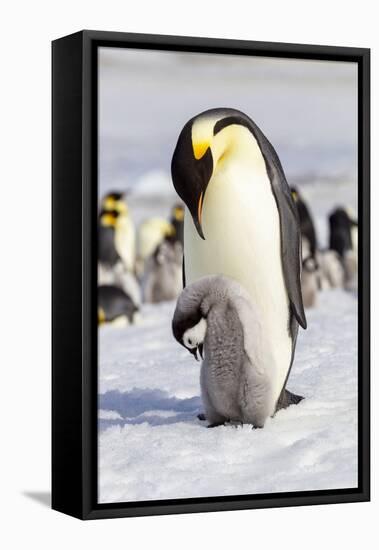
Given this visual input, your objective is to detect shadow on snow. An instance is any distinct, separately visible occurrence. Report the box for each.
[99,388,202,431]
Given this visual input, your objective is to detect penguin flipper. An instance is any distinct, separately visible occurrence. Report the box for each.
[276,388,304,412]
[268,167,307,330]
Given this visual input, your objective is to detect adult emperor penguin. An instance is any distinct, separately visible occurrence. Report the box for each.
[171,108,307,415]
[98,209,141,305]
[291,186,318,258]
[101,191,136,272]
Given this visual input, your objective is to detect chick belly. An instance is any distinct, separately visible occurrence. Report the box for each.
[184,178,292,410]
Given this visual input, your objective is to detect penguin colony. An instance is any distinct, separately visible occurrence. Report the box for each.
[97,191,185,326]
[171,108,358,428]
[98,107,358,429]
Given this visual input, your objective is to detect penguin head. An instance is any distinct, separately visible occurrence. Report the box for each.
[290,187,299,203]
[99,209,119,228]
[171,108,257,240]
[182,318,206,360]
[102,191,128,215]
[172,277,215,359]
[302,256,317,273]
[171,203,185,223]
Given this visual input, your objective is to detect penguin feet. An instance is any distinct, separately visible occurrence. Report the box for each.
[197,413,206,421]
[276,388,304,412]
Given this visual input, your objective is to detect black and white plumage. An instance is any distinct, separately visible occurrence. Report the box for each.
[100,192,136,273]
[98,210,121,267]
[98,285,139,326]
[172,275,303,428]
[329,207,357,258]
[171,108,306,415]
[98,209,141,305]
[291,187,318,258]
[170,203,185,246]
[329,207,358,291]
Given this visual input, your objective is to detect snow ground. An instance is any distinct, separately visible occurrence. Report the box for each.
[98,288,358,503]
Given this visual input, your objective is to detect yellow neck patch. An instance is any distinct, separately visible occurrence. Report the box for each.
[100,213,117,227]
[98,307,106,325]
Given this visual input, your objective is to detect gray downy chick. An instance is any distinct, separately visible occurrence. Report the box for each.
[143,238,183,303]
[172,275,299,428]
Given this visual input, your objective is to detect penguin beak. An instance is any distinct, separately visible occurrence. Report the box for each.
[189,347,200,361]
[171,124,213,242]
[194,192,205,240]
[198,343,204,360]
[188,344,204,361]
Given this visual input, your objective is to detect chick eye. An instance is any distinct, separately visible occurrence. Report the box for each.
[188,338,193,346]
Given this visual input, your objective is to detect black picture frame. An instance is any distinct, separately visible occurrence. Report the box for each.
[52,30,370,520]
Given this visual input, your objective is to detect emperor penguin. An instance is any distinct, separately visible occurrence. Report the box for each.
[172,275,303,428]
[329,207,358,290]
[98,209,141,305]
[170,203,185,246]
[171,108,307,416]
[143,238,183,303]
[301,256,318,308]
[101,191,136,273]
[291,187,318,258]
[98,285,139,327]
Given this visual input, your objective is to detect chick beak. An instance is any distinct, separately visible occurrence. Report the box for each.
[198,343,204,360]
[189,347,199,361]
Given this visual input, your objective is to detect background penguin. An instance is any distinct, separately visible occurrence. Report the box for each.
[101,191,136,273]
[98,285,139,327]
[170,203,185,246]
[172,275,303,428]
[143,238,183,303]
[315,249,344,290]
[98,209,141,306]
[329,207,356,258]
[136,217,176,278]
[291,186,318,258]
[301,256,318,308]
[171,108,307,416]
[101,191,127,215]
[98,209,120,267]
[329,207,358,290]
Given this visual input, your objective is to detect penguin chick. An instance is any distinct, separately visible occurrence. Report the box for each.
[172,275,303,429]
[316,249,344,289]
[98,285,139,327]
[143,239,183,303]
[136,217,175,278]
[301,256,318,308]
[343,250,358,291]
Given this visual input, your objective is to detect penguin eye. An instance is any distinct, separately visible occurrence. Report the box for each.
[188,338,193,346]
